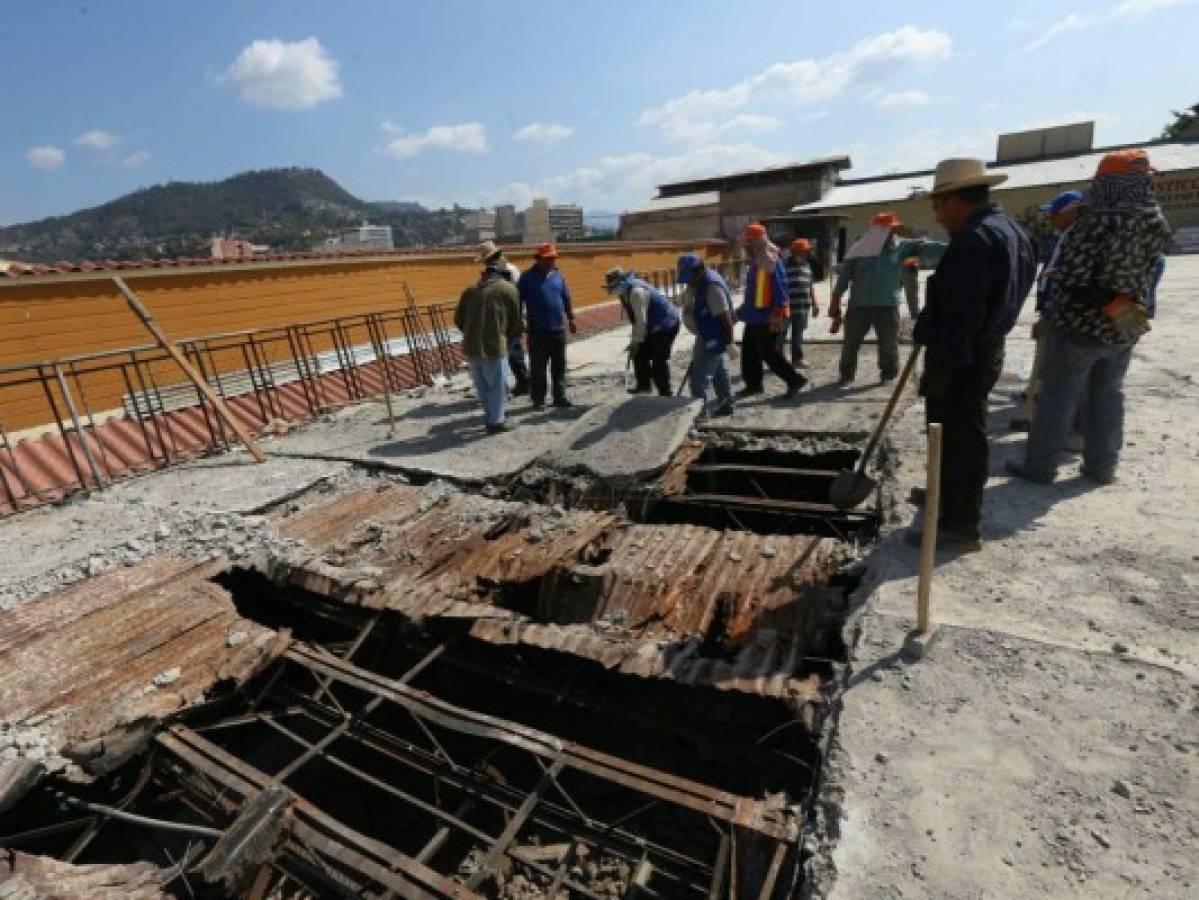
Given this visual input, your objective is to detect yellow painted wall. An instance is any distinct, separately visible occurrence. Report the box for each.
[0,242,726,431]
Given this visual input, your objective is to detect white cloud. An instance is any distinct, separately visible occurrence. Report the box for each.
[123,150,152,169]
[75,129,121,150]
[384,122,489,159]
[218,37,342,110]
[27,146,66,170]
[876,89,932,110]
[514,123,575,146]
[639,26,951,142]
[1023,0,1190,53]
[489,142,788,211]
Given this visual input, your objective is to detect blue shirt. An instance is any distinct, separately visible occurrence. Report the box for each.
[517,267,574,333]
[834,239,945,308]
[914,204,1036,370]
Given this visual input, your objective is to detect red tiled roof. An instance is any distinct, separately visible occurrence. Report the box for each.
[0,240,726,280]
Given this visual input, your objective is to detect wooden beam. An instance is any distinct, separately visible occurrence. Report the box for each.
[113,276,267,463]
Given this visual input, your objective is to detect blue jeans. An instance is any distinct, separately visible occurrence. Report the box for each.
[786,307,809,361]
[1023,326,1132,480]
[689,339,733,414]
[467,356,509,426]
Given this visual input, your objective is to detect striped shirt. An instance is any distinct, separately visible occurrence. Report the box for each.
[785,256,813,311]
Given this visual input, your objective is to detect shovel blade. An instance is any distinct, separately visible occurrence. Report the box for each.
[829,469,876,510]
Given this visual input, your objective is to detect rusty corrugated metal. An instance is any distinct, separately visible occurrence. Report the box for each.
[269,486,848,699]
[0,557,286,776]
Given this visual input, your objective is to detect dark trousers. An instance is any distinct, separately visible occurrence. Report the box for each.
[508,335,529,388]
[528,330,568,404]
[742,322,803,392]
[633,324,679,395]
[922,338,1004,536]
[840,306,901,380]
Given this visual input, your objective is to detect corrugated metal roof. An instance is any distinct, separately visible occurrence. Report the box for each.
[793,140,1199,212]
[625,191,721,215]
[268,485,850,698]
[0,557,285,778]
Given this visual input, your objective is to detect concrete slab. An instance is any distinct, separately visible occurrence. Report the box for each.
[822,255,1199,898]
[544,395,703,480]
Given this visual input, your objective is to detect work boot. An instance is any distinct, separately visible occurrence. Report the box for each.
[552,397,573,409]
[735,386,763,399]
[486,421,513,435]
[512,380,529,397]
[1080,466,1116,485]
[783,375,808,398]
[903,525,982,553]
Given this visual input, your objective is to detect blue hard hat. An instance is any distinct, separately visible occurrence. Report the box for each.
[1039,190,1084,214]
[676,253,703,284]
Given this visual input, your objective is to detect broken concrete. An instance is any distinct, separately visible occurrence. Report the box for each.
[543,394,702,480]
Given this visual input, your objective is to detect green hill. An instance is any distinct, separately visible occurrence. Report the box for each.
[0,168,460,262]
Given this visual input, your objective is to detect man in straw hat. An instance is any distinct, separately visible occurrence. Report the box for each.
[455,245,523,434]
[479,241,529,397]
[829,211,945,384]
[906,158,1036,551]
[517,243,578,409]
[1007,149,1171,486]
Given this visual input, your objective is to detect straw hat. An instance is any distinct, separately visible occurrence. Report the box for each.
[929,158,1007,195]
[476,240,501,263]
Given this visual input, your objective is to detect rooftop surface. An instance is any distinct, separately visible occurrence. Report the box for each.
[0,261,1196,897]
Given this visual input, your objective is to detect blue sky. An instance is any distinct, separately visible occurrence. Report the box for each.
[2,0,1196,225]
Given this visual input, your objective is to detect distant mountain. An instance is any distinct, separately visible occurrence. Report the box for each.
[0,168,464,262]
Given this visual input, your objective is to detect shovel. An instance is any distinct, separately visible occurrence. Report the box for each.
[828,345,923,509]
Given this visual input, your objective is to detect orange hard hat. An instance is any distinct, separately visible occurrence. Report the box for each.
[790,238,812,253]
[1096,148,1154,177]
[535,243,559,259]
[902,257,920,268]
[871,211,901,228]
[742,222,767,242]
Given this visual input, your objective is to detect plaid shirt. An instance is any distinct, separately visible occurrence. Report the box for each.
[785,256,813,311]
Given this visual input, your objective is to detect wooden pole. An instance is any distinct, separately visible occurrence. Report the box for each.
[112,276,267,463]
[916,423,943,634]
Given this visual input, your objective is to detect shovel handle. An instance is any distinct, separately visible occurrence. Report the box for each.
[854,344,922,474]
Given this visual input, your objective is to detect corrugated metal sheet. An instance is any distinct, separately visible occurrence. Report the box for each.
[626,191,721,214]
[0,852,168,899]
[269,486,849,699]
[794,140,1199,211]
[0,557,285,774]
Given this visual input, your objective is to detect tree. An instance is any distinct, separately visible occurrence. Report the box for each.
[1160,103,1199,140]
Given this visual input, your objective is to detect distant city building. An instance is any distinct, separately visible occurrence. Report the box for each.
[522,198,552,244]
[210,236,268,260]
[548,204,586,241]
[495,204,520,242]
[338,222,394,251]
[462,209,496,243]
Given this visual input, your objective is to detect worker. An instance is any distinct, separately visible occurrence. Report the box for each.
[517,243,577,409]
[783,238,819,366]
[737,223,806,398]
[907,158,1036,551]
[1008,149,1171,486]
[455,247,522,434]
[677,253,736,417]
[478,241,529,396]
[1011,191,1086,432]
[829,212,945,384]
[604,268,681,396]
